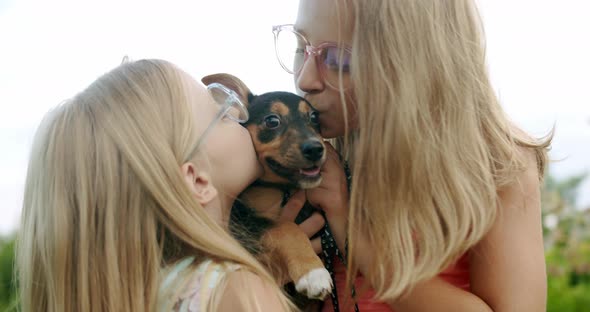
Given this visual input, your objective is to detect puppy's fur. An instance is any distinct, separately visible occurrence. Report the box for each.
[202,74,333,302]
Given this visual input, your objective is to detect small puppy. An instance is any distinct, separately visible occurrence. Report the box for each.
[202,73,333,301]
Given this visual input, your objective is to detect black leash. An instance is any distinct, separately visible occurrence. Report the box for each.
[321,221,359,312]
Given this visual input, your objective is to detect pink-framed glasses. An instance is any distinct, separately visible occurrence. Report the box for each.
[272,24,352,90]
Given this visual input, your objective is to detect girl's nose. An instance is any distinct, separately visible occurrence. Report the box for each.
[296,54,324,94]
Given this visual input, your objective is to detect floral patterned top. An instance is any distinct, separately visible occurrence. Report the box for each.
[158,257,241,312]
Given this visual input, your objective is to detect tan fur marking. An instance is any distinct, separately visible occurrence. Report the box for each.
[246,125,291,184]
[271,102,289,116]
[298,101,311,114]
[246,124,281,155]
[239,187,284,219]
[261,222,325,282]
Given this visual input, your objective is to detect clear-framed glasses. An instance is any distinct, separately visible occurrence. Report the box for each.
[192,83,249,153]
[272,24,352,90]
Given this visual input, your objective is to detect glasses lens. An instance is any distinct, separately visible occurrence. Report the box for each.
[275,28,306,74]
[208,84,248,123]
[225,105,247,121]
[321,46,352,90]
[323,46,351,72]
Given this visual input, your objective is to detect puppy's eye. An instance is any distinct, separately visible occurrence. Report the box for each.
[264,115,281,129]
[309,111,320,125]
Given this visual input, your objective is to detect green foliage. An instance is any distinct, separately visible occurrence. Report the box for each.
[547,274,590,312]
[0,237,17,311]
[544,170,590,312]
[544,171,588,208]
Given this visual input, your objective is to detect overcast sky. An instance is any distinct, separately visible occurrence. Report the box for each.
[1,0,589,235]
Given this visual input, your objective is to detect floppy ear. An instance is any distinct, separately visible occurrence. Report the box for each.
[201,73,254,107]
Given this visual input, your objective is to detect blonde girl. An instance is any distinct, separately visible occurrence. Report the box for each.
[275,0,551,311]
[17,59,295,312]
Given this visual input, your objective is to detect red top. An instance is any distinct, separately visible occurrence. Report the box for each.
[321,252,471,312]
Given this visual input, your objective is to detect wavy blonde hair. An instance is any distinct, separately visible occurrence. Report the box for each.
[17,59,293,312]
[339,0,552,300]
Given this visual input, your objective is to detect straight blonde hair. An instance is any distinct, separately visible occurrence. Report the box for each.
[17,59,294,312]
[341,0,552,301]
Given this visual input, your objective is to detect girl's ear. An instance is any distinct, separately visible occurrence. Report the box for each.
[181,162,218,206]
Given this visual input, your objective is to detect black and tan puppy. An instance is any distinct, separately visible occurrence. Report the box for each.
[202,73,332,300]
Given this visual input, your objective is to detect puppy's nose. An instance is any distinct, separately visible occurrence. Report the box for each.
[301,140,324,161]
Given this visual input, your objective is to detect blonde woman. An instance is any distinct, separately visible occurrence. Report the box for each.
[275,0,551,311]
[17,59,297,312]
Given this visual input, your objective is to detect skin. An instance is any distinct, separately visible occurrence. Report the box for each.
[293,0,357,139]
[182,77,263,225]
[282,0,548,311]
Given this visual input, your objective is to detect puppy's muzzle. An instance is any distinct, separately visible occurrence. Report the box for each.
[301,140,324,162]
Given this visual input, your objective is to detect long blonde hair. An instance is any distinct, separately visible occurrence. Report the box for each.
[342,0,552,300]
[17,59,293,311]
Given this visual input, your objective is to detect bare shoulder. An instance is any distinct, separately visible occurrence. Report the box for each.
[469,146,547,311]
[499,146,542,205]
[215,270,287,312]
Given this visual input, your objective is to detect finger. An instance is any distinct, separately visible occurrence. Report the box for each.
[305,188,323,211]
[299,212,325,237]
[321,144,343,173]
[323,141,340,160]
[311,238,322,254]
[278,190,306,222]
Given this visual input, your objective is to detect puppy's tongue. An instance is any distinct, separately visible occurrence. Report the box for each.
[300,167,321,177]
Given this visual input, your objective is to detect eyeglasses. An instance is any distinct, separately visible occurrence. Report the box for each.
[272,24,352,90]
[191,83,249,154]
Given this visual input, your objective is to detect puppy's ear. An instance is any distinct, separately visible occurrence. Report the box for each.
[201,73,254,107]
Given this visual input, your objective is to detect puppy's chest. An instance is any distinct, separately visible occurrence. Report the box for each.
[239,186,290,220]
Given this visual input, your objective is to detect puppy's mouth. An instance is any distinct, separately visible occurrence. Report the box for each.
[265,157,323,188]
[299,166,321,177]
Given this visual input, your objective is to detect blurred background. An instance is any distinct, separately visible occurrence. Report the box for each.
[1,0,589,310]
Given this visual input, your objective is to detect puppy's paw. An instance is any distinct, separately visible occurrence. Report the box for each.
[295,268,333,300]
